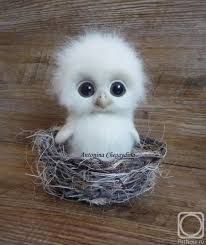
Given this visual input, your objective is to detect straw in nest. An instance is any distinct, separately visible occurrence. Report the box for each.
[28,129,166,205]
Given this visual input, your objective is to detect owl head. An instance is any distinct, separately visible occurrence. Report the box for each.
[53,32,146,116]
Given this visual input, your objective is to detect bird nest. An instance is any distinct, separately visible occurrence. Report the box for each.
[29,129,166,205]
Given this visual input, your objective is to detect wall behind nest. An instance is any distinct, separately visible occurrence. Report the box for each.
[0,0,205,170]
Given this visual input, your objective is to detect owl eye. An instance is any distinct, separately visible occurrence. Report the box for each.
[78,81,95,97]
[110,81,126,97]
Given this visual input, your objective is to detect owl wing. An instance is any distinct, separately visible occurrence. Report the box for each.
[55,117,75,144]
[130,126,140,146]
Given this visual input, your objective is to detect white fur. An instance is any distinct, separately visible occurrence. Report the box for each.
[53,32,146,160]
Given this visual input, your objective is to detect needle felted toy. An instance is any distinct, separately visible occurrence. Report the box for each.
[30,32,166,205]
[53,32,145,160]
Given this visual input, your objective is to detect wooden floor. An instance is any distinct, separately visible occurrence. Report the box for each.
[0,1,206,244]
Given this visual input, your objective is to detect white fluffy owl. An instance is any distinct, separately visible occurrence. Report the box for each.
[52,32,146,160]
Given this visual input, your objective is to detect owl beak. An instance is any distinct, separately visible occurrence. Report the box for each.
[95,93,112,109]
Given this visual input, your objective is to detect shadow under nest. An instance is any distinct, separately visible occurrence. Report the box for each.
[29,129,167,205]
